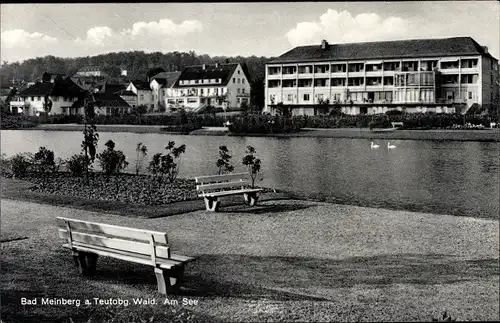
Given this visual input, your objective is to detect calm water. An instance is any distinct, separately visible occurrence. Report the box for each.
[1,130,499,219]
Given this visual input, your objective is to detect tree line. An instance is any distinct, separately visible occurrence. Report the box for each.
[0,51,273,84]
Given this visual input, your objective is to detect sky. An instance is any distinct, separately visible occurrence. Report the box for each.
[1,2,499,64]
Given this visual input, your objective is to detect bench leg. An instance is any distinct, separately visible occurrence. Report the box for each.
[204,197,220,212]
[72,250,88,276]
[155,265,184,295]
[85,253,98,276]
[72,251,98,276]
[243,192,259,206]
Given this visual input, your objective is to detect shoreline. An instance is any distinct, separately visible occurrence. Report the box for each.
[8,123,500,141]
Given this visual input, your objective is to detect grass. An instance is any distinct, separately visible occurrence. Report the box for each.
[1,194,498,322]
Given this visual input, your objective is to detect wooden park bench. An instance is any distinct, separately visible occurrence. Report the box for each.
[391,121,404,129]
[195,172,263,212]
[56,217,195,295]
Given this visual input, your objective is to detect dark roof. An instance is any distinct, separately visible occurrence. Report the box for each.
[151,71,181,88]
[114,89,137,96]
[269,37,497,64]
[99,82,126,94]
[19,77,85,97]
[94,92,130,108]
[130,80,151,90]
[174,63,239,87]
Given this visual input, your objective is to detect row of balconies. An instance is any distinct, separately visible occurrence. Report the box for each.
[268,68,479,79]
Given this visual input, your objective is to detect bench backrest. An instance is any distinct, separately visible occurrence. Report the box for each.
[391,122,404,128]
[56,217,171,263]
[195,172,252,194]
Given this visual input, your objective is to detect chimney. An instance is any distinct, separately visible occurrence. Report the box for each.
[202,64,206,70]
[321,39,329,50]
[482,46,489,53]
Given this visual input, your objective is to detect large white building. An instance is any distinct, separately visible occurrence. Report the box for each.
[165,63,251,112]
[264,37,500,116]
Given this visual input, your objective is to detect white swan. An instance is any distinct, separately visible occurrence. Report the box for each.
[387,142,397,149]
[371,141,380,149]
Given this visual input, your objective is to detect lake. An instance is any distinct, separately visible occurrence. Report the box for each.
[1,130,499,219]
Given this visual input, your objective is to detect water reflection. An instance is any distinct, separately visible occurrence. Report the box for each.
[1,130,498,219]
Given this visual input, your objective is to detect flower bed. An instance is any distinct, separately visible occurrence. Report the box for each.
[23,173,199,205]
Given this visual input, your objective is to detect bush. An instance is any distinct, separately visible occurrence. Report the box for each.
[148,141,186,183]
[33,147,56,174]
[66,154,88,176]
[228,115,302,134]
[10,153,34,178]
[97,140,129,175]
[385,109,403,115]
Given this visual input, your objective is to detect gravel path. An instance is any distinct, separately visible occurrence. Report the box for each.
[2,198,498,322]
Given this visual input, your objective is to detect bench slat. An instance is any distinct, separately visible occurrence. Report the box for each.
[199,188,263,197]
[56,217,168,244]
[62,243,183,270]
[195,172,250,183]
[197,179,250,191]
[58,229,171,259]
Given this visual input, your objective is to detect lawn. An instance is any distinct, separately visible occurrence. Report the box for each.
[1,196,498,322]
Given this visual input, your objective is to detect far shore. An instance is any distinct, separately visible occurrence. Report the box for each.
[9,123,500,142]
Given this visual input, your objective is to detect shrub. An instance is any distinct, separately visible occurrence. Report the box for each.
[147,141,186,183]
[33,147,56,174]
[66,154,88,176]
[0,153,12,177]
[385,109,403,115]
[10,153,34,178]
[228,115,302,134]
[242,146,261,188]
[216,145,234,174]
[97,140,129,175]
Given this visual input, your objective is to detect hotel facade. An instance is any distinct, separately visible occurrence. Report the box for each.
[264,37,499,115]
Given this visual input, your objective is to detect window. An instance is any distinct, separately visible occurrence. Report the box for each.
[303,94,310,101]
[233,78,235,83]
[168,99,175,104]
[468,92,473,99]
[195,80,199,84]
[37,96,41,101]
[200,89,204,95]
[140,94,144,100]
[242,79,245,84]
[238,70,240,74]
[237,88,240,94]
[446,91,454,100]
[242,88,245,94]
[287,94,293,101]
[187,98,197,103]
[237,78,240,83]
[53,96,59,102]
[332,93,341,102]
[237,98,241,103]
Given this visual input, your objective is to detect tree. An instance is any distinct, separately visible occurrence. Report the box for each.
[242,145,261,188]
[81,92,99,185]
[147,67,166,80]
[135,142,148,175]
[216,145,234,174]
